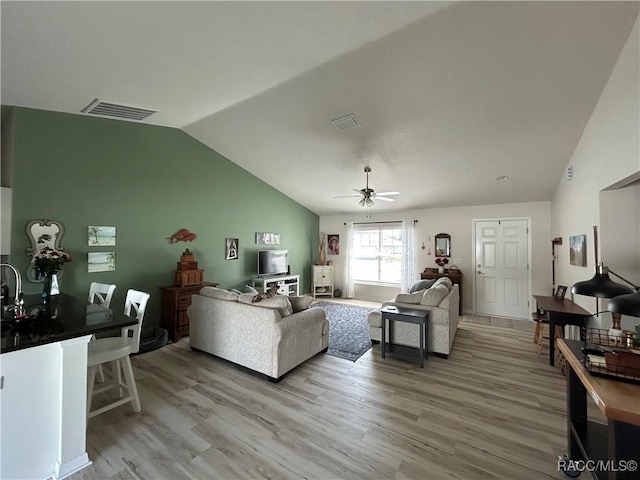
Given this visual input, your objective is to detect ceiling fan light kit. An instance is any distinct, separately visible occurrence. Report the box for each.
[334,166,399,209]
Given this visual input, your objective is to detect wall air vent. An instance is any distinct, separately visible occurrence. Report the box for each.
[331,114,361,132]
[81,99,158,121]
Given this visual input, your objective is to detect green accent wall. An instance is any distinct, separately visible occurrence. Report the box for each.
[9,108,319,328]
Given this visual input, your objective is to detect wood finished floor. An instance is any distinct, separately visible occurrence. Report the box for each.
[72,314,582,480]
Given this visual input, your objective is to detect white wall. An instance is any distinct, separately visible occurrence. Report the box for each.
[320,200,551,311]
[551,19,640,330]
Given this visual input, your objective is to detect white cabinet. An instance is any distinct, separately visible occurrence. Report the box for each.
[251,274,300,296]
[312,265,334,298]
[1,336,92,480]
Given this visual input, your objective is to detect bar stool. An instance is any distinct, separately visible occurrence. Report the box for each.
[88,282,116,308]
[86,289,150,418]
[532,311,563,354]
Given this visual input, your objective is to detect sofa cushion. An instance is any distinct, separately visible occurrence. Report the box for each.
[199,286,239,302]
[395,289,427,304]
[288,295,314,313]
[420,285,449,306]
[433,277,453,290]
[250,295,293,317]
[244,285,259,295]
[408,279,436,293]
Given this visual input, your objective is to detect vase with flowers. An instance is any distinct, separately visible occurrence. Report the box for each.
[435,257,449,274]
[33,247,72,314]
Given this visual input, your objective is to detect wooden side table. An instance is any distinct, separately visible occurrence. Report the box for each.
[160,282,218,342]
[420,267,463,315]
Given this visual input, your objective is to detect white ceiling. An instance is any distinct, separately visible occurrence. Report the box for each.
[2,1,638,216]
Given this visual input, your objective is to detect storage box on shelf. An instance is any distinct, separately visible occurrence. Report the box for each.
[174,249,203,286]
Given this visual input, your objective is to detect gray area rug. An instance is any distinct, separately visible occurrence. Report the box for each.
[314,301,375,362]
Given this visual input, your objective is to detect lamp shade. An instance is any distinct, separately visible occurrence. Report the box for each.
[571,265,634,298]
[608,291,640,318]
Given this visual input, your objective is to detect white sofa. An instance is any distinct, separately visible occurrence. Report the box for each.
[188,287,329,381]
[368,278,460,358]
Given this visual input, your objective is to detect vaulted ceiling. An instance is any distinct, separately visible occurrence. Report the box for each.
[2,1,638,215]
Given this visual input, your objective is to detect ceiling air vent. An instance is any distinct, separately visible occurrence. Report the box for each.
[331,114,360,132]
[81,99,157,121]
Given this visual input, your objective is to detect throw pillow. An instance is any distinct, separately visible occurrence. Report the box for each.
[199,286,239,302]
[420,285,449,306]
[433,277,453,290]
[288,295,314,313]
[229,288,243,295]
[238,293,258,304]
[251,295,293,317]
[408,279,436,293]
[395,289,426,304]
[244,285,259,295]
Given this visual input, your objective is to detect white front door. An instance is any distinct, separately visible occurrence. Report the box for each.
[475,219,530,319]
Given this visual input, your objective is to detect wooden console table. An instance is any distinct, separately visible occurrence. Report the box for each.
[558,339,640,479]
[161,282,218,342]
[421,268,463,315]
[534,295,591,367]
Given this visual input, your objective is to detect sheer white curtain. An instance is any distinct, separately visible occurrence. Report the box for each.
[401,219,416,292]
[343,222,355,298]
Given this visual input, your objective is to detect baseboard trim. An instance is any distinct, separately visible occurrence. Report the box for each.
[58,453,92,479]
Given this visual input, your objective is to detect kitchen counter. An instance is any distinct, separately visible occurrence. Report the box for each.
[1,293,138,479]
[1,293,136,353]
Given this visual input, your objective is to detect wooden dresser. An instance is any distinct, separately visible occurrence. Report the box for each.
[420,267,463,315]
[160,282,218,342]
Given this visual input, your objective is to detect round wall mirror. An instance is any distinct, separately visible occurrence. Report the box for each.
[25,219,66,282]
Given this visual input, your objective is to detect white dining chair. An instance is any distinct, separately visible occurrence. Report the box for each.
[88,282,116,308]
[87,282,117,382]
[86,289,150,419]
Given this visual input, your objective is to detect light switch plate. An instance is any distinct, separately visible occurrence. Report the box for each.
[453,258,463,265]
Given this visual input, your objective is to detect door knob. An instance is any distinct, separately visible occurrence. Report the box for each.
[477,271,483,274]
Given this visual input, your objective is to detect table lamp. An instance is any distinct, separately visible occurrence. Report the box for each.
[570,226,636,334]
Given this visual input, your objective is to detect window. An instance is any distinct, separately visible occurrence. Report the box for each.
[352,224,403,284]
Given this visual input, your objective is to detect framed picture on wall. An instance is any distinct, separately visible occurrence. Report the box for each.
[328,234,339,255]
[88,226,116,246]
[226,238,238,260]
[256,232,280,245]
[569,234,586,266]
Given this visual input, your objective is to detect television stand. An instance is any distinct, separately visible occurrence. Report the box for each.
[251,274,300,296]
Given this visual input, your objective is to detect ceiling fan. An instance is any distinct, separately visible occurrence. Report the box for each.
[334,167,400,207]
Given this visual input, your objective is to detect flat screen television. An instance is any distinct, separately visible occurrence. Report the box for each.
[258,250,288,276]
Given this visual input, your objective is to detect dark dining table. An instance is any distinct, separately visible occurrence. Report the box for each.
[1,293,136,354]
[533,295,592,366]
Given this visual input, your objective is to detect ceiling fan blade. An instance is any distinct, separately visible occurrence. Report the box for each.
[333,195,362,198]
[375,196,395,202]
[374,191,400,196]
[353,189,365,194]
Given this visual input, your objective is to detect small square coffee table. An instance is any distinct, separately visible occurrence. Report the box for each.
[380,305,429,368]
